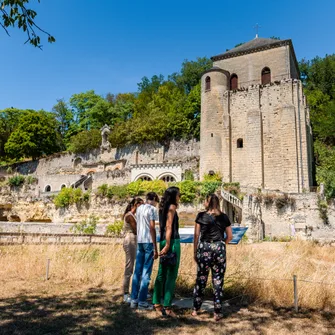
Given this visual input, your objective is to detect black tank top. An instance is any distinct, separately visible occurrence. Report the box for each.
[159,211,180,241]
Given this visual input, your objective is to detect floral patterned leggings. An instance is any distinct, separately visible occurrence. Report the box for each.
[193,241,226,314]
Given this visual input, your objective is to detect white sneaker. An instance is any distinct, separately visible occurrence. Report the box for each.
[130,299,138,309]
[138,302,154,310]
[123,294,131,304]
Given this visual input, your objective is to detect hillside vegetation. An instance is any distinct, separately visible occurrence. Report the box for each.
[0,54,334,198]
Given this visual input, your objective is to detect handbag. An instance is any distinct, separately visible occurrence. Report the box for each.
[160,251,177,266]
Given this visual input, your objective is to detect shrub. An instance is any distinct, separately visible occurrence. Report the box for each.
[97,184,108,197]
[317,196,329,224]
[263,193,276,205]
[8,175,25,187]
[184,170,194,181]
[105,220,124,236]
[26,176,38,185]
[203,172,222,182]
[127,180,145,196]
[54,187,84,208]
[108,185,128,199]
[71,215,98,235]
[199,181,221,198]
[83,191,90,202]
[178,180,197,203]
[141,179,166,195]
[275,193,295,209]
[223,182,240,196]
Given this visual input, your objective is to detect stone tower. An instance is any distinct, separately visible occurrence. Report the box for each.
[200,37,313,193]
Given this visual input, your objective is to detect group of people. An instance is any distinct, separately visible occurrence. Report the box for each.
[121,187,233,321]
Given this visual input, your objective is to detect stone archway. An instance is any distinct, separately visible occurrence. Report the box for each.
[44,185,51,192]
[73,157,83,168]
[135,174,154,181]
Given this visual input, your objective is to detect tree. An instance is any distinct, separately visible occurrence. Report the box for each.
[171,57,212,93]
[0,108,27,158]
[5,110,62,159]
[68,129,101,154]
[52,99,73,139]
[69,90,105,131]
[0,0,55,48]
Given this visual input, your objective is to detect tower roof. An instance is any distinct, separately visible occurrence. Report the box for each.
[212,38,292,61]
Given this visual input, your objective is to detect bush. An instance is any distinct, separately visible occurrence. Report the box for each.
[141,179,167,195]
[223,182,240,197]
[71,215,98,235]
[178,180,197,203]
[127,180,145,196]
[26,176,38,185]
[97,184,108,197]
[203,172,222,182]
[105,220,124,236]
[54,187,84,208]
[83,191,90,202]
[8,175,25,187]
[199,181,221,198]
[108,185,128,199]
[263,193,276,205]
[184,170,194,181]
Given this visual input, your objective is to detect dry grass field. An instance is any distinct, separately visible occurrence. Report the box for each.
[0,241,334,334]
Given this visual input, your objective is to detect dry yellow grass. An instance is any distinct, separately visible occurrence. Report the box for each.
[0,240,334,310]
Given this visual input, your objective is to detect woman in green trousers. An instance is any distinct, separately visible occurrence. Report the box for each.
[153,186,181,317]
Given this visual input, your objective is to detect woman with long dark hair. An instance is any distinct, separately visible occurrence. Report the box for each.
[122,197,143,303]
[152,186,181,317]
[192,193,233,321]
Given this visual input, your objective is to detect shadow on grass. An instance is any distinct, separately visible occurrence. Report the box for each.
[0,287,334,335]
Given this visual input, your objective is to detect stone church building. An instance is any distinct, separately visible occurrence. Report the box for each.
[200,37,314,193]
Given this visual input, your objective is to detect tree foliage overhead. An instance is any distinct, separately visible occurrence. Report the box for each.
[0,0,55,48]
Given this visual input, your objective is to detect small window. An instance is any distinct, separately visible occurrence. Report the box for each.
[160,175,176,183]
[230,74,238,90]
[237,138,243,148]
[261,67,271,85]
[205,76,211,91]
[139,176,152,181]
[211,133,213,137]
[45,185,51,192]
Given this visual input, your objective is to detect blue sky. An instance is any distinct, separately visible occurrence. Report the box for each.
[0,0,334,111]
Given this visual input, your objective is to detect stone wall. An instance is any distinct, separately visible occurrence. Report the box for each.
[241,189,335,242]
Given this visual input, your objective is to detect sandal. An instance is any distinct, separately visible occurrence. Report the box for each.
[154,304,166,316]
[165,308,177,318]
[214,313,224,322]
[191,310,198,317]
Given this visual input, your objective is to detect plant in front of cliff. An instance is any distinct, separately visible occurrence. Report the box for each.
[71,215,98,235]
[178,180,197,203]
[105,220,124,236]
[8,175,25,187]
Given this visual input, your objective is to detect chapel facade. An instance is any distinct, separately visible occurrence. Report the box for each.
[200,37,314,193]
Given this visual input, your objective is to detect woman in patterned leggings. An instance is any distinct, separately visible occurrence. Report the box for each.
[192,193,233,321]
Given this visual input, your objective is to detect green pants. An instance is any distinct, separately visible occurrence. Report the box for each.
[152,239,181,307]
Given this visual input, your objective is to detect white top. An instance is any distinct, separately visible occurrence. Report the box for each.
[136,203,158,243]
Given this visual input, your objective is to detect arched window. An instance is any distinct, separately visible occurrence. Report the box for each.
[261,67,271,85]
[205,76,211,91]
[237,138,243,148]
[45,185,51,192]
[230,74,238,90]
[139,176,152,181]
[160,175,176,183]
[61,184,66,189]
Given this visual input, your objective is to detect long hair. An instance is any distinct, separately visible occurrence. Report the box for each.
[205,193,221,215]
[159,186,180,224]
[123,197,143,219]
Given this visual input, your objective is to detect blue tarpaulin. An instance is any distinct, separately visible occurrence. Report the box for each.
[156,226,248,244]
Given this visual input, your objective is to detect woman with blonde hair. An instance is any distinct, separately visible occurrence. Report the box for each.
[192,193,233,321]
[122,197,143,303]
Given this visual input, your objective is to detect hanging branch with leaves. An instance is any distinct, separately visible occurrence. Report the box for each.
[0,0,55,48]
